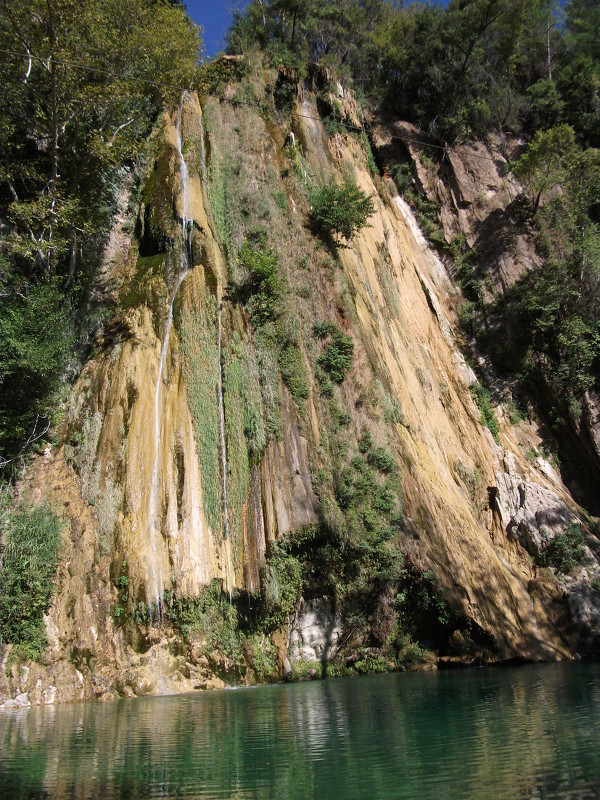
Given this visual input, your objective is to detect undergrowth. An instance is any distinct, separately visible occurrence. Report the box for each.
[179,296,222,533]
[470,383,500,441]
[0,502,64,662]
[535,524,586,575]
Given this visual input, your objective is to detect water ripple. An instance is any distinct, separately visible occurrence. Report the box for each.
[2,663,600,799]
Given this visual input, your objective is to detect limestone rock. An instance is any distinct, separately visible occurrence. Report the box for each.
[495,473,573,555]
[289,597,342,665]
[583,389,600,469]
[565,577,600,654]
[2,692,31,709]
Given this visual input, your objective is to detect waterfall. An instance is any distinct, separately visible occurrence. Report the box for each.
[217,302,231,544]
[175,94,193,265]
[147,269,190,619]
[146,95,194,621]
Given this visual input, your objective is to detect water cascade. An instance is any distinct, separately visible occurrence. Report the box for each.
[175,95,193,254]
[147,268,190,619]
[217,300,235,597]
[145,97,194,620]
[196,99,234,593]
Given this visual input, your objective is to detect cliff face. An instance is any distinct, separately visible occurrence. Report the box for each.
[378,121,600,506]
[3,69,599,706]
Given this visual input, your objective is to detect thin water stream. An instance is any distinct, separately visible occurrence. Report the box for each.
[217,300,230,546]
[147,267,190,616]
[145,97,194,616]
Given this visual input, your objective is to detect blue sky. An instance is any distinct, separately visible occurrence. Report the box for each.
[186,1,250,57]
[186,1,450,59]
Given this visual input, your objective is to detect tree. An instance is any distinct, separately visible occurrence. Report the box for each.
[555,0,600,146]
[504,125,600,403]
[0,0,202,277]
[310,176,375,243]
[0,0,203,465]
[512,124,577,213]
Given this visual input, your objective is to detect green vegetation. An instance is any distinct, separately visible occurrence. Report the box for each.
[0,280,75,463]
[238,235,282,326]
[0,502,63,661]
[470,384,500,441]
[223,332,267,560]
[237,234,309,411]
[303,427,404,617]
[180,298,222,534]
[0,0,202,468]
[225,5,600,492]
[291,659,323,681]
[204,97,312,422]
[535,525,586,574]
[260,539,304,629]
[310,177,375,244]
[229,1,600,144]
[313,323,354,384]
[165,582,246,674]
[505,129,600,400]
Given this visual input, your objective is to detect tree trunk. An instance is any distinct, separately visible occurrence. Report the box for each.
[291,10,297,45]
[47,0,58,275]
[547,19,553,80]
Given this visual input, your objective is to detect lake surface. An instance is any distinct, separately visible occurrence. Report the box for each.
[1,662,600,799]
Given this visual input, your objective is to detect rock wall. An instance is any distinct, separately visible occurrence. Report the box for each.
[3,75,599,707]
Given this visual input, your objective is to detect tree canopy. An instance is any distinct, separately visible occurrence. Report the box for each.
[0,0,202,468]
[227,0,599,144]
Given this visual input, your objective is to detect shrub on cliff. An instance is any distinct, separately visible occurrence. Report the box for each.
[238,236,282,326]
[535,524,586,575]
[314,323,354,383]
[310,177,375,244]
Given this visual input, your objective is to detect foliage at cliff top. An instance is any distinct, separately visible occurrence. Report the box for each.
[228,0,599,146]
[0,0,202,471]
[493,126,600,404]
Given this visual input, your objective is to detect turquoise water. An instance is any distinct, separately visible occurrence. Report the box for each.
[1,662,600,799]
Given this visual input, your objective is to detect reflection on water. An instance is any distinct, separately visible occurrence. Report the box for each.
[2,663,600,799]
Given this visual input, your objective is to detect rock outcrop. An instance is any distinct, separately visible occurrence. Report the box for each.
[3,72,599,708]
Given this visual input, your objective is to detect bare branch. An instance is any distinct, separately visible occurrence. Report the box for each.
[107,118,134,147]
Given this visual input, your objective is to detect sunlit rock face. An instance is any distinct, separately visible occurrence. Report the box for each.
[6,75,600,708]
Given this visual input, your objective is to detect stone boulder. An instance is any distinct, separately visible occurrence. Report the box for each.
[495,473,574,556]
[288,596,342,665]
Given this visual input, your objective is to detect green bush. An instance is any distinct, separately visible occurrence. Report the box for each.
[358,430,374,453]
[260,540,303,629]
[246,633,278,681]
[238,237,282,326]
[278,340,310,404]
[367,446,396,474]
[166,581,244,665]
[0,280,75,461]
[310,176,375,243]
[290,659,323,681]
[470,384,500,441]
[316,327,354,384]
[354,655,388,674]
[312,321,337,339]
[393,569,457,644]
[0,503,63,660]
[535,525,586,574]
